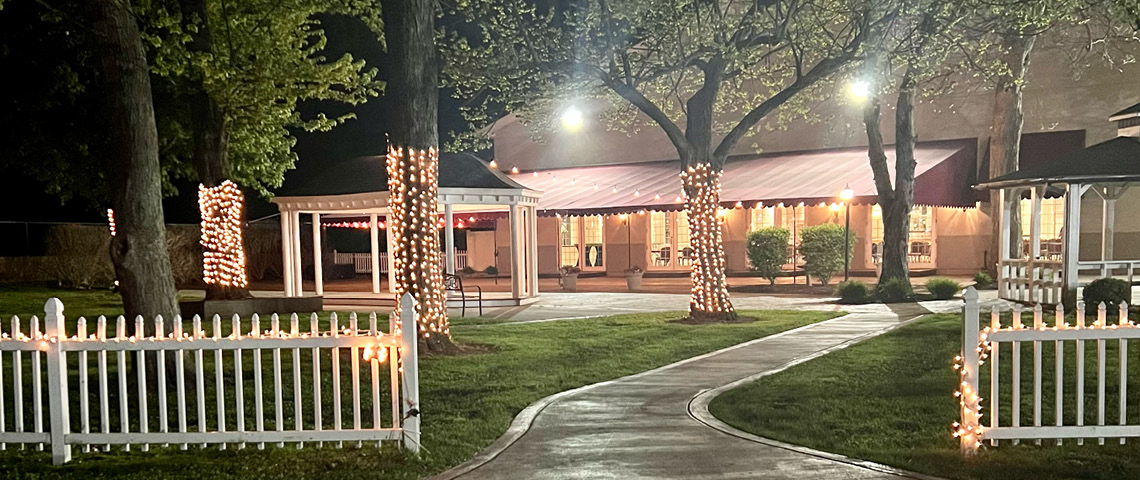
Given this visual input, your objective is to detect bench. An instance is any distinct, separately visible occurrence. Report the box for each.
[444,274,483,316]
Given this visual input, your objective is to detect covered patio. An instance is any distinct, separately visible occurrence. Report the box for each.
[978,104,1140,304]
[272,153,542,306]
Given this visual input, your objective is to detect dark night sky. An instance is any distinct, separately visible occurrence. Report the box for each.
[1,13,471,226]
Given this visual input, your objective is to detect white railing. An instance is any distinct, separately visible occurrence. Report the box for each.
[1076,260,1140,288]
[333,251,467,274]
[0,294,421,464]
[999,258,1063,304]
[958,287,1140,454]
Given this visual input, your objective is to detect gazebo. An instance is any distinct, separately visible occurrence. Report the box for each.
[271,152,543,304]
[977,103,1140,305]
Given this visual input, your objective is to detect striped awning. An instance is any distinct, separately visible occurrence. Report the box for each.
[509,139,977,216]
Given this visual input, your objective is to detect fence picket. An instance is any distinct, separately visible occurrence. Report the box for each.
[1012,305,1022,445]
[1033,304,1042,445]
[1077,302,1086,445]
[1055,304,1064,446]
[1121,302,1129,445]
[1098,302,1107,445]
[252,314,265,450]
[990,307,1000,447]
[0,318,7,450]
[77,316,90,452]
[135,315,148,452]
[0,298,417,464]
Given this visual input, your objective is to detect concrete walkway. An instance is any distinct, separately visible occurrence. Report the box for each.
[435,302,947,480]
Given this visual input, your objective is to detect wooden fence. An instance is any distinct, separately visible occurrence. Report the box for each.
[958,287,1140,453]
[0,294,421,464]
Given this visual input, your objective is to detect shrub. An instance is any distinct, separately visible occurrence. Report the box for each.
[835,280,871,304]
[1084,278,1131,313]
[799,224,854,286]
[746,228,790,285]
[460,266,476,276]
[876,277,913,303]
[926,277,961,300]
[560,265,581,276]
[973,271,994,289]
[484,265,499,276]
[45,225,114,289]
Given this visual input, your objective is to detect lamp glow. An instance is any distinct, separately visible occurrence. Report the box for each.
[840,185,855,201]
[560,106,584,131]
[849,80,871,100]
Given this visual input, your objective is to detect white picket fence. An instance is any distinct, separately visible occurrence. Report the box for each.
[333,251,467,274]
[958,287,1140,453]
[0,294,421,464]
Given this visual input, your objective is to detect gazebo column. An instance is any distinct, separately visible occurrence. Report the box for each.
[370,213,381,294]
[997,188,1013,299]
[1062,183,1083,306]
[280,210,294,297]
[444,203,456,275]
[509,205,522,299]
[1028,186,1043,303]
[386,223,396,293]
[291,211,303,297]
[312,213,323,296]
[527,205,539,297]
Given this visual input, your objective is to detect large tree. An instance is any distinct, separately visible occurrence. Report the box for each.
[445,0,897,321]
[382,0,455,352]
[87,0,181,323]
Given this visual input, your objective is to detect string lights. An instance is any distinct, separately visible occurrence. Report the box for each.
[386,146,449,342]
[199,180,248,289]
[107,209,116,237]
[681,163,735,319]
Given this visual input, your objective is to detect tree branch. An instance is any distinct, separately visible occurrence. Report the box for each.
[595,68,690,157]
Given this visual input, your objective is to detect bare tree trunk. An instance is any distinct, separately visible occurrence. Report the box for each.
[89,0,180,327]
[179,0,252,300]
[382,0,454,352]
[989,34,1036,266]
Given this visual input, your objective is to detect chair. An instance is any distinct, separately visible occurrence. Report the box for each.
[656,246,671,266]
[444,274,483,317]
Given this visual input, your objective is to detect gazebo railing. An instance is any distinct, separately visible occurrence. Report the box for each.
[1076,260,1140,288]
[1000,258,1063,304]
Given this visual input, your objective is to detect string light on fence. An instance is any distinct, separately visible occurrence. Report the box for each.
[199,180,248,289]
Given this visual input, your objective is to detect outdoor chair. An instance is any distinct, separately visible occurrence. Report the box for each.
[656,246,671,266]
[444,274,483,317]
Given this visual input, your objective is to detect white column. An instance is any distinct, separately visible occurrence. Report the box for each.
[997,189,1011,299]
[386,222,397,294]
[370,213,381,295]
[444,203,456,275]
[280,211,293,297]
[509,205,522,299]
[291,211,303,296]
[527,206,539,297]
[312,213,323,296]
[1103,193,1116,261]
[1029,187,1043,303]
[1063,183,1083,304]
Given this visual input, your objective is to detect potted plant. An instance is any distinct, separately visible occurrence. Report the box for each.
[560,265,581,291]
[624,265,644,291]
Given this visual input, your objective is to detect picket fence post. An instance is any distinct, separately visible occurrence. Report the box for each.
[398,293,421,454]
[960,287,981,455]
[44,298,72,465]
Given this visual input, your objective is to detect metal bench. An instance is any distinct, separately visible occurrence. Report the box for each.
[444,274,483,316]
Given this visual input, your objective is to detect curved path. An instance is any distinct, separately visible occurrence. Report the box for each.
[432,301,970,480]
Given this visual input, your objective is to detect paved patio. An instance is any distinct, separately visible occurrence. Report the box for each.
[432,298,979,480]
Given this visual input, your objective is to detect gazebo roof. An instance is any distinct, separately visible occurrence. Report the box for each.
[1111,102,1140,119]
[276,152,530,198]
[975,136,1140,189]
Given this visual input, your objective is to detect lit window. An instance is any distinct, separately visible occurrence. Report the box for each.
[559,216,580,268]
[1020,197,1064,241]
[750,206,776,231]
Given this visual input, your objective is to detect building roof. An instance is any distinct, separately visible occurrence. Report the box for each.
[509,139,977,216]
[975,137,1140,189]
[275,152,530,198]
[1111,102,1140,120]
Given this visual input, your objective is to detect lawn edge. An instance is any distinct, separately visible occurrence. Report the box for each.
[429,310,846,480]
[688,312,946,480]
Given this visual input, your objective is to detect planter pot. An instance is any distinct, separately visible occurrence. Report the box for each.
[625,272,643,291]
[561,274,578,292]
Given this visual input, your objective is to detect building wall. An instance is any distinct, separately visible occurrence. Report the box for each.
[934,208,993,275]
[1078,187,1140,261]
[604,213,650,275]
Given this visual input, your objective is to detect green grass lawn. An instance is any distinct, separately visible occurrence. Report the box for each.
[0,284,839,479]
[709,313,1140,480]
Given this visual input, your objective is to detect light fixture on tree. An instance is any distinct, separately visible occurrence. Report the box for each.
[199,180,248,289]
[560,106,584,131]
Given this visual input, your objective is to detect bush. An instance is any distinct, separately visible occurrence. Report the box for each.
[973,271,994,289]
[1084,278,1131,313]
[835,280,871,304]
[46,225,114,289]
[876,277,913,303]
[799,224,854,286]
[926,277,961,300]
[484,265,499,276]
[746,228,790,285]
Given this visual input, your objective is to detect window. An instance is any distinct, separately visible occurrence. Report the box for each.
[750,206,776,231]
[649,211,692,269]
[560,215,604,269]
[1020,197,1064,241]
[871,205,935,264]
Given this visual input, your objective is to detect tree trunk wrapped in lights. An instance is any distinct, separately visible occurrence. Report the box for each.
[682,163,736,321]
[199,180,248,291]
[386,146,451,349]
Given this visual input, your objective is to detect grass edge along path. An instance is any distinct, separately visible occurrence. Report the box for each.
[0,284,839,479]
[709,313,1140,480]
